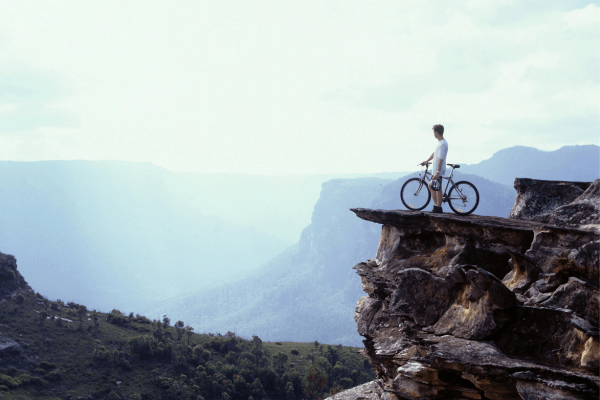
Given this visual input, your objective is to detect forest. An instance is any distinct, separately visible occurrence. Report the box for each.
[0,289,374,400]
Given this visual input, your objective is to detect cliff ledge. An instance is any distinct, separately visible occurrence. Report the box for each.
[331,179,599,400]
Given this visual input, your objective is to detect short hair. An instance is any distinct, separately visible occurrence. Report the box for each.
[432,124,444,135]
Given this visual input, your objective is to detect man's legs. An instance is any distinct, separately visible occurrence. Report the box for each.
[428,179,444,210]
[433,188,442,207]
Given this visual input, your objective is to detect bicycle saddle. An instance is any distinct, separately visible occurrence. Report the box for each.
[447,164,460,168]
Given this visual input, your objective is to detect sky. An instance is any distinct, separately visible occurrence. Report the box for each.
[0,0,598,175]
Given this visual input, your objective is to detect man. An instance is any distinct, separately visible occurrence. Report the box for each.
[422,124,448,213]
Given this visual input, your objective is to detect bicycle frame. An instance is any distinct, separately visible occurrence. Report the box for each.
[416,163,456,200]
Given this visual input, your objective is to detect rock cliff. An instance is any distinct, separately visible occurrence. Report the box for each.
[331,179,599,400]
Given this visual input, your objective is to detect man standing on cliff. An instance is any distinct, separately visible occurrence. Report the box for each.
[422,124,448,213]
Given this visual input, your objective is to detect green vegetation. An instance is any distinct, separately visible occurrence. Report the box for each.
[0,291,374,399]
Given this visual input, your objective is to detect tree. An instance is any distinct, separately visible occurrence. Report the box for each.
[77,305,88,329]
[252,335,262,347]
[162,315,171,329]
[304,366,328,400]
[286,381,296,400]
[175,320,185,341]
[250,378,267,400]
[93,313,100,330]
[313,340,320,349]
[271,352,288,372]
[39,310,48,327]
[16,294,24,306]
[153,323,165,341]
[185,325,194,345]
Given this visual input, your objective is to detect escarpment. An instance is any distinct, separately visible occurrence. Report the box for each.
[330,179,599,400]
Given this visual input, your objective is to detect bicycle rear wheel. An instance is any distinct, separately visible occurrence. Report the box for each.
[447,181,479,215]
[400,178,431,211]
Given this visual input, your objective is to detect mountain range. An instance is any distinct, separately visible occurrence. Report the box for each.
[0,144,597,343]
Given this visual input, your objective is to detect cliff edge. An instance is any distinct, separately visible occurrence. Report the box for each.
[331,179,599,400]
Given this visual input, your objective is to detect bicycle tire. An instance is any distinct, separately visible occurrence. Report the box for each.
[400,178,431,211]
[447,181,479,215]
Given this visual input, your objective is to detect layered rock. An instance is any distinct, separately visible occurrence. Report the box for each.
[331,179,599,400]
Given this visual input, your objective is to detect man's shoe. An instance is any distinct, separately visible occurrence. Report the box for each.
[432,206,443,213]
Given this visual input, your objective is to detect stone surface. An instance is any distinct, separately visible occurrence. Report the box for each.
[509,178,591,220]
[325,381,382,400]
[510,178,600,232]
[337,178,599,400]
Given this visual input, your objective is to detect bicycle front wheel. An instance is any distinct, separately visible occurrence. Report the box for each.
[400,178,431,211]
[447,181,479,215]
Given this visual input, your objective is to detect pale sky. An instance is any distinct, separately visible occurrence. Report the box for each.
[0,0,598,174]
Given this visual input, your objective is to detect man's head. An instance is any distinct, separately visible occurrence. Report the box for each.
[432,124,444,140]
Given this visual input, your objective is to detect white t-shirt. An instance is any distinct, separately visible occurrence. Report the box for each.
[432,139,448,176]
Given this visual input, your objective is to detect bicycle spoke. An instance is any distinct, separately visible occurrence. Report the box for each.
[448,181,479,215]
[401,178,431,211]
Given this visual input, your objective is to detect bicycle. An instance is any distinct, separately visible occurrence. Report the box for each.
[400,162,479,215]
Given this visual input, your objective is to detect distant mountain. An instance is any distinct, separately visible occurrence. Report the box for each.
[151,178,388,345]
[1,144,596,342]
[460,145,599,186]
[0,160,409,314]
[0,161,289,312]
[157,144,600,344]
[153,173,517,345]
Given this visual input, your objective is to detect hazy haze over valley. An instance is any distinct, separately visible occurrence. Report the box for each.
[0,145,597,344]
[0,1,598,345]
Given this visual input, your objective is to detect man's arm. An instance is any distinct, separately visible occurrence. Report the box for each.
[433,158,444,179]
[422,153,434,165]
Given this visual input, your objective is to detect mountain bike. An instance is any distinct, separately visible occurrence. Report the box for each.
[400,162,479,215]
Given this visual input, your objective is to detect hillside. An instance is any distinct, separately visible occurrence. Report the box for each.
[0,253,375,399]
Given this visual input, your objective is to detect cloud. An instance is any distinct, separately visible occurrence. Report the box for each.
[0,0,596,173]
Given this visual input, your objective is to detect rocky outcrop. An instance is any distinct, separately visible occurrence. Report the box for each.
[0,252,31,300]
[332,179,599,400]
[510,178,599,231]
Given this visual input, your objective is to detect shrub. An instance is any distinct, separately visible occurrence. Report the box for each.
[45,370,62,381]
[291,349,299,355]
[16,374,47,386]
[107,310,128,326]
[16,294,24,305]
[38,361,56,370]
[129,336,155,359]
[275,342,282,345]
[339,377,353,389]
[0,375,17,388]
[135,314,152,324]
